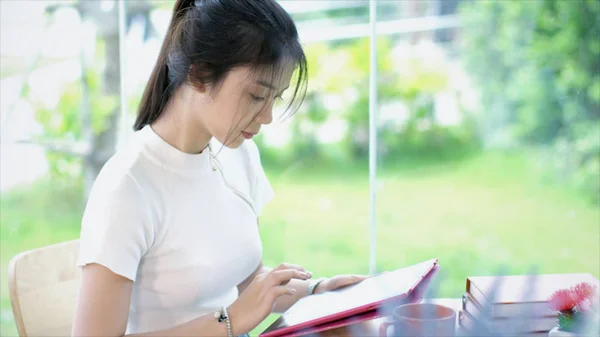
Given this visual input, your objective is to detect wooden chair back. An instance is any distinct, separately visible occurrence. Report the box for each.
[8,239,81,337]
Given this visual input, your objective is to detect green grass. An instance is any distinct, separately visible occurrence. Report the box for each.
[1,151,599,336]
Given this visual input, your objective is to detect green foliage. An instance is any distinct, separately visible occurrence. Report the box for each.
[461,0,598,142]
[32,63,118,179]
[381,43,480,159]
[279,42,332,161]
[0,178,84,245]
[340,37,398,158]
[558,310,576,331]
[459,0,600,202]
[557,308,599,333]
[270,36,479,165]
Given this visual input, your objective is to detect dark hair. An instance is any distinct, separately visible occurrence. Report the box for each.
[133,0,308,131]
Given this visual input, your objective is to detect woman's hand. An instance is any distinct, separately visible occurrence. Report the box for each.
[313,274,369,294]
[227,263,311,335]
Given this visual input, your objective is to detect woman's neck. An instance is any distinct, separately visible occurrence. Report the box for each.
[151,86,212,154]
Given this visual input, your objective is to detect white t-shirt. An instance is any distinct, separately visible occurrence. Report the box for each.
[76,125,274,334]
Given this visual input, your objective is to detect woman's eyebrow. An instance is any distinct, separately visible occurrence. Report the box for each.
[256,80,289,92]
[256,80,275,89]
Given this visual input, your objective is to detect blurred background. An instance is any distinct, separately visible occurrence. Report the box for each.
[1,0,598,335]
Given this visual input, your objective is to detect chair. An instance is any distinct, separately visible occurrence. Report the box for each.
[8,239,81,337]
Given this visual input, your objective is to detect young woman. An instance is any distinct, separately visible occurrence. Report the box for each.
[71,1,366,336]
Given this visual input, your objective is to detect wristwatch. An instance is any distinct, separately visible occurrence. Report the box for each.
[214,306,233,337]
[307,277,326,296]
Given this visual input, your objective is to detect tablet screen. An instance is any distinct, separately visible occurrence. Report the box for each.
[261,259,438,336]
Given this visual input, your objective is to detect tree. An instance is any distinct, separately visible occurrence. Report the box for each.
[459,0,600,202]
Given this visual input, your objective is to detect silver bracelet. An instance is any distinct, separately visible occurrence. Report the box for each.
[223,307,233,337]
[306,277,326,296]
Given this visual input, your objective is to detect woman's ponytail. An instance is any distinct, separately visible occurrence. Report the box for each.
[133,0,195,131]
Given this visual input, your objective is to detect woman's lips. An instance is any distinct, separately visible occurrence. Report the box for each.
[241,131,255,139]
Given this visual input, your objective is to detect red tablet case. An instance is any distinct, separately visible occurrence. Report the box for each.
[259,259,439,337]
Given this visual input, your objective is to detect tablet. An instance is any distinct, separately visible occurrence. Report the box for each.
[259,259,439,337]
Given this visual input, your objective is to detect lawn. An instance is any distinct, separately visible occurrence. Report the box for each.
[1,151,599,336]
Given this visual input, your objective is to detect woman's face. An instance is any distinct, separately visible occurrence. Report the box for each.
[195,64,294,149]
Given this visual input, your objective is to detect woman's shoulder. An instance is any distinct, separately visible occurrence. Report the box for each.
[89,142,151,202]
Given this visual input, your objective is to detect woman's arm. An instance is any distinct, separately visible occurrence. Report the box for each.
[72,264,238,337]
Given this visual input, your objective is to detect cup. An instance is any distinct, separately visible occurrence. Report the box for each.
[379,303,456,337]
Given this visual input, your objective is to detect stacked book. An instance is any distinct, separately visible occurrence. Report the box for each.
[458,273,599,336]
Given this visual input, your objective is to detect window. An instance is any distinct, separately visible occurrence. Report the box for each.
[1,1,598,336]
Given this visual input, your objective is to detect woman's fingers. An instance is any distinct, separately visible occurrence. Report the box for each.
[272,263,307,273]
[269,269,311,286]
[268,285,297,301]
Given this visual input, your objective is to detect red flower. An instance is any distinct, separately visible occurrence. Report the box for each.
[549,289,579,312]
[571,282,598,304]
[548,282,599,312]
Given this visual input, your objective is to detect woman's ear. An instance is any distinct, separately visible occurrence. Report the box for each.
[189,64,209,93]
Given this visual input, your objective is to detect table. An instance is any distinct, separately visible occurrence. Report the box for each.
[304,298,465,337]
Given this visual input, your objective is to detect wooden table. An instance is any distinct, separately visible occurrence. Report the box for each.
[305,298,464,337]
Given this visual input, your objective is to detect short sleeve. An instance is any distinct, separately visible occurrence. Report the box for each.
[76,172,154,281]
[245,140,275,215]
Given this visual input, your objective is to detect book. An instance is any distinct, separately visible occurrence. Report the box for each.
[459,310,551,337]
[260,259,439,337]
[461,293,558,333]
[466,273,599,318]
